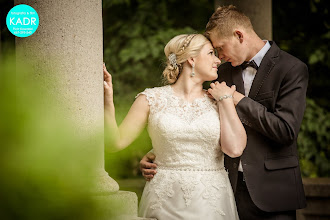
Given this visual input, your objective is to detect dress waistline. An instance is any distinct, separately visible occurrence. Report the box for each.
[157,166,225,172]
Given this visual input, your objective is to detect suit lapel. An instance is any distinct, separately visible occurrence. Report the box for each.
[248,41,279,99]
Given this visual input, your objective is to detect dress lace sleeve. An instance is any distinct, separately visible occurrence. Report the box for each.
[136,88,155,104]
[135,87,167,115]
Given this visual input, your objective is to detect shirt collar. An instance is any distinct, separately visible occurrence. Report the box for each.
[249,40,271,67]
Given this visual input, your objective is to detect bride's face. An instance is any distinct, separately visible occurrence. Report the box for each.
[194,42,221,81]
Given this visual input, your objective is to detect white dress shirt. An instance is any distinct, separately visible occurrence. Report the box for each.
[238,41,271,172]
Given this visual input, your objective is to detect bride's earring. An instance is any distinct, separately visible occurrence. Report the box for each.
[191,64,195,77]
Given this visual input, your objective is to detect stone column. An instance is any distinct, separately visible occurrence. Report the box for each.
[15,0,139,218]
[215,0,272,40]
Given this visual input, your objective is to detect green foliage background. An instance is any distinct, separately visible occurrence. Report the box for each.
[298,99,330,177]
[103,0,329,180]
[273,0,330,109]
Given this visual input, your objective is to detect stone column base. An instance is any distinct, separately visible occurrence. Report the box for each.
[94,191,137,218]
[297,178,330,220]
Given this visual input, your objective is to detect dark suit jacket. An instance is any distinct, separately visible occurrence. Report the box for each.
[218,41,308,212]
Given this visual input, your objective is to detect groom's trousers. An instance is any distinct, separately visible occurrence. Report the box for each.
[235,172,296,220]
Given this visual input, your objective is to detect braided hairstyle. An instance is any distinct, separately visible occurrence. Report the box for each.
[162,34,210,84]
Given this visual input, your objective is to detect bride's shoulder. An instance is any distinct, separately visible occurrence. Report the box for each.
[135,85,170,109]
[138,85,170,95]
[135,85,170,100]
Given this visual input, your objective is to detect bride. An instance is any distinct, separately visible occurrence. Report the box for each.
[104,34,246,219]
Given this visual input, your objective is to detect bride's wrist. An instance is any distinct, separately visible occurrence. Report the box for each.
[216,94,233,102]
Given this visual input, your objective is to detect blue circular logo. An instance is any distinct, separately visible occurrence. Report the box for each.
[6,4,39,38]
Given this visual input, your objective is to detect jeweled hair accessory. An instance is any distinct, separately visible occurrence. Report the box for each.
[168,53,178,69]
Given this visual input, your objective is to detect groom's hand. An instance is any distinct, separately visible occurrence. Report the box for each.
[140,152,157,181]
[233,91,245,106]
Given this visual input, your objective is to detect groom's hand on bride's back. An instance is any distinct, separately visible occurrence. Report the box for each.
[140,152,157,181]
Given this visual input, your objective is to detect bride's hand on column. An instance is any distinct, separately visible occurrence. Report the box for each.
[103,63,113,108]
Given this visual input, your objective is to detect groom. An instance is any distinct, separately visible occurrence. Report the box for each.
[140,5,308,220]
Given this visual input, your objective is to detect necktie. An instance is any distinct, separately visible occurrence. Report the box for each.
[241,60,258,70]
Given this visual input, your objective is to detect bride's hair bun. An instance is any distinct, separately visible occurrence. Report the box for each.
[163,60,180,84]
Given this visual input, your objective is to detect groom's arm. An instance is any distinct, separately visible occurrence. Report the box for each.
[234,62,309,145]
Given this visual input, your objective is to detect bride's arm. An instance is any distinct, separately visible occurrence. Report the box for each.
[217,96,247,157]
[208,82,247,158]
[104,64,149,152]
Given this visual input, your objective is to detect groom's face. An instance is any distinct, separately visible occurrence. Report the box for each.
[209,33,245,67]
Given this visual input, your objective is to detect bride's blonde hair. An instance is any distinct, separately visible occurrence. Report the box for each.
[163,34,210,84]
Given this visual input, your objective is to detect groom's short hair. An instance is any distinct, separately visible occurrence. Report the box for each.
[205,5,254,39]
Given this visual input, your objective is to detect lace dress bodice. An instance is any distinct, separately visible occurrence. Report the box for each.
[137,85,224,170]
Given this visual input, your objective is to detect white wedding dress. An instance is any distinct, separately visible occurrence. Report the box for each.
[137,85,239,220]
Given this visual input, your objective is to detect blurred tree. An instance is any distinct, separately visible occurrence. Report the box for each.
[298,98,330,177]
[273,0,330,110]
